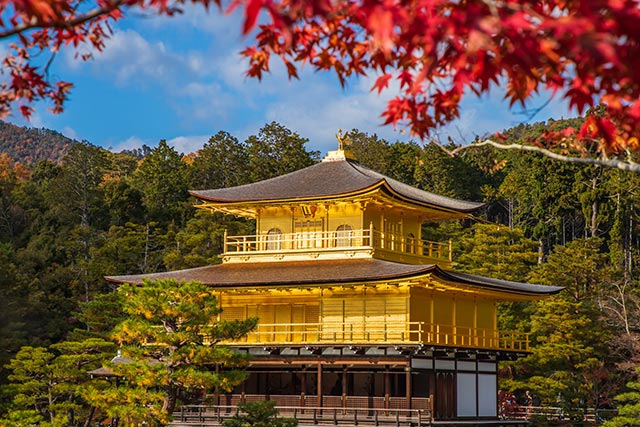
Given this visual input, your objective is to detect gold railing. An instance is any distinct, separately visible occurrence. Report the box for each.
[224,321,529,351]
[224,228,452,262]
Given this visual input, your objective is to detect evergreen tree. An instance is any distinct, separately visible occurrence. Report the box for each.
[344,129,391,174]
[1,339,116,427]
[132,140,189,224]
[68,292,125,341]
[83,280,257,425]
[245,122,319,182]
[163,210,253,270]
[189,131,249,190]
[603,369,640,427]
[223,401,298,427]
[92,222,170,275]
[503,239,616,413]
[413,143,485,201]
[455,223,538,331]
[387,141,422,186]
[456,223,538,282]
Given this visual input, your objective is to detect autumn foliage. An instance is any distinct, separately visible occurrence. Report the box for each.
[4,0,640,157]
[232,0,640,156]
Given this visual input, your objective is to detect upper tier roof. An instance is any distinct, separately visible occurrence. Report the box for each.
[106,258,563,299]
[189,155,484,213]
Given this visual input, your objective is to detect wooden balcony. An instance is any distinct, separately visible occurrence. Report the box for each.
[222,228,452,264]
[175,394,433,427]
[221,321,530,352]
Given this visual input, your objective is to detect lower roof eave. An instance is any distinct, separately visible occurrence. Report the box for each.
[105,258,564,298]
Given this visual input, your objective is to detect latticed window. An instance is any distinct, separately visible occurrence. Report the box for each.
[335,224,353,247]
[266,228,282,250]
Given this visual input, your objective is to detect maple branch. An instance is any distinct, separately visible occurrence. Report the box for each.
[440,138,640,172]
[44,51,57,78]
[0,0,126,40]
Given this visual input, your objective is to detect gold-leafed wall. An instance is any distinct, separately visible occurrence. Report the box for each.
[326,202,363,232]
[256,203,366,236]
[321,285,409,341]
[217,284,499,347]
[219,290,321,343]
[409,287,497,347]
[258,207,293,234]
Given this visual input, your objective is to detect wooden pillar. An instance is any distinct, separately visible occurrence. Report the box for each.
[241,375,246,395]
[342,366,348,409]
[429,393,435,417]
[384,368,390,412]
[406,366,412,409]
[266,371,270,399]
[301,371,307,408]
[317,362,323,408]
[215,364,220,406]
[256,208,262,239]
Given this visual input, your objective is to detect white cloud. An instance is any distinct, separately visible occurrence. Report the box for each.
[133,5,246,43]
[61,126,80,141]
[167,134,210,154]
[64,29,207,87]
[237,75,407,153]
[111,135,149,152]
[45,6,577,157]
[108,134,209,155]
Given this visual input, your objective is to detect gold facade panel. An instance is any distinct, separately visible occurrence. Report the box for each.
[476,300,495,330]
[456,299,475,329]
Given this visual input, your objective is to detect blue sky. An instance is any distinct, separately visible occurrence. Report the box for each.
[6,5,575,156]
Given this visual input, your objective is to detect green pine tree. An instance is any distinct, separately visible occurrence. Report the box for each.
[83,279,257,426]
[223,401,298,427]
[502,239,615,413]
[1,339,116,427]
[603,369,640,427]
[245,122,319,182]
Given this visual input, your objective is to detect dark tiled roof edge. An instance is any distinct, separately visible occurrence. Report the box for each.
[433,267,565,295]
[106,260,563,296]
[189,159,484,213]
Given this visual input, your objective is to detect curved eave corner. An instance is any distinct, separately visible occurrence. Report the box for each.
[376,180,484,216]
[105,275,143,285]
[431,266,565,298]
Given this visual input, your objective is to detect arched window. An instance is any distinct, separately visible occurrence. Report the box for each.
[266,228,282,250]
[406,233,416,254]
[335,224,353,247]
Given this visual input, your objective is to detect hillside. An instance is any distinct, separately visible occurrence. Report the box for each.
[0,120,79,164]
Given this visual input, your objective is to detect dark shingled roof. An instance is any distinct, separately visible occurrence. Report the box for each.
[189,158,484,213]
[106,259,563,297]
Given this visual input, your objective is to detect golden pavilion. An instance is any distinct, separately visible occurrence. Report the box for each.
[107,145,562,423]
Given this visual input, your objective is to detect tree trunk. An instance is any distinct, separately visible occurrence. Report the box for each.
[163,384,178,415]
[83,406,95,427]
[590,176,598,237]
[537,240,544,264]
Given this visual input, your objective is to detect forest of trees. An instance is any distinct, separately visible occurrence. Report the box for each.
[0,121,79,165]
[1,119,640,425]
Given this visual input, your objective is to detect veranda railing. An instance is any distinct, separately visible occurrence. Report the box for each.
[221,321,529,351]
[223,228,452,262]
